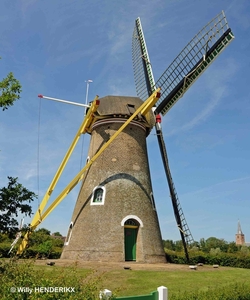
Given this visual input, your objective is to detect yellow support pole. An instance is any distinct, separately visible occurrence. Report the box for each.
[32,97,99,223]
[17,97,99,254]
[17,89,160,254]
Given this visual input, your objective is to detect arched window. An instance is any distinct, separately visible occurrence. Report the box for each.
[64,221,73,246]
[91,186,106,205]
[125,219,138,226]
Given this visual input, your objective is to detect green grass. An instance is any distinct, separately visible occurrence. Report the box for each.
[32,263,250,298]
[101,267,250,297]
[2,259,250,299]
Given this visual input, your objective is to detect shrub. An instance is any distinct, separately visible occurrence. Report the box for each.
[0,259,113,299]
[165,250,250,269]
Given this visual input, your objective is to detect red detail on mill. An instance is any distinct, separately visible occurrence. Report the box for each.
[38,94,43,98]
[156,114,161,123]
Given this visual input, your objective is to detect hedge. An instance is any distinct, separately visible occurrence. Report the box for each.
[166,250,250,269]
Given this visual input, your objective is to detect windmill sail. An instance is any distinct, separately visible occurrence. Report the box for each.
[132,11,234,261]
[132,15,195,261]
[155,11,234,115]
[132,17,156,101]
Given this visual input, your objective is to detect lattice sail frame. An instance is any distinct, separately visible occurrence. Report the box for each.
[154,10,234,115]
[132,17,156,102]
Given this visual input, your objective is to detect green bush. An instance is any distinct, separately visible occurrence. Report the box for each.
[0,259,114,300]
[0,240,63,259]
[165,250,250,269]
[0,243,12,257]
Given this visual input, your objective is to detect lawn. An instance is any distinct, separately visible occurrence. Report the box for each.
[102,267,250,297]
[32,261,250,298]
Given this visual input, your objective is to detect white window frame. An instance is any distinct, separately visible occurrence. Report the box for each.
[90,186,106,205]
[121,215,144,227]
[64,221,74,246]
[150,192,156,210]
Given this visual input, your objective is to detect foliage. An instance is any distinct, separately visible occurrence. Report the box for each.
[171,283,250,300]
[0,227,64,258]
[200,237,229,252]
[37,240,53,257]
[0,62,22,110]
[0,259,115,299]
[52,232,62,237]
[209,247,221,255]
[25,228,64,258]
[1,258,250,299]
[0,177,36,238]
[163,237,247,254]
[165,249,250,269]
[28,228,52,246]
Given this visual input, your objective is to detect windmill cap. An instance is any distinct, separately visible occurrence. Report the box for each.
[95,95,155,131]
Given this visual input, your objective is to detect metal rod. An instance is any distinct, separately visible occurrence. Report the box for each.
[84,80,93,114]
[38,95,90,108]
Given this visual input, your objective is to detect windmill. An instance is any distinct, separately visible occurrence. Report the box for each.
[17,11,234,263]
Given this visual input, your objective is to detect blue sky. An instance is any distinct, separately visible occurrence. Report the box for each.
[0,0,249,244]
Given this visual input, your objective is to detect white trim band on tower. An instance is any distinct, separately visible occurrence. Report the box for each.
[121,215,144,227]
[92,118,146,132]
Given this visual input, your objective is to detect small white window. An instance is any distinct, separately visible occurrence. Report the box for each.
[86,156,90,164]
[90,186,106,205]
[64,221,73,245]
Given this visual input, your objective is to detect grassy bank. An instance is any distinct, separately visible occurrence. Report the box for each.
[101,266,250,297]
[1,259,250,299]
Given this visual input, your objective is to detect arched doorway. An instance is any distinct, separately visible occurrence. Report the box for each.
[124,219,139,261]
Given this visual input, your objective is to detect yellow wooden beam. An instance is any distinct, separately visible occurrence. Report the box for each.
[31,97,99,224]
[141,90,161,116]
[17,97,99,254]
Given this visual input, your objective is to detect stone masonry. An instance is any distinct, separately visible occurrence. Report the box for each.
[61,96,166,263]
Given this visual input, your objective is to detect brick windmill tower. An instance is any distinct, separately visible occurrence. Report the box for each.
[61,95,166,262]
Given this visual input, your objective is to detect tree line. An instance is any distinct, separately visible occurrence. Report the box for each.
[163,237,249,254]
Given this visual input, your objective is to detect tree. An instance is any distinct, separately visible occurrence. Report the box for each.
[209,247,221,255]
[0,57,22,110]
[0,177,36,238]
[203,237,228,253]
[163,239,175,251]
[227,242,238,253]
[38,240,53,257]
[175,240,184,252]
[52,231,62,237]
[29,228,51,247]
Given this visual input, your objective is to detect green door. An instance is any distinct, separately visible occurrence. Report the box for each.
[124,227,137,261]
